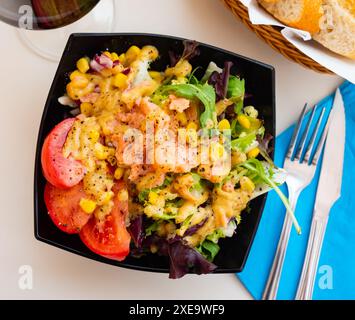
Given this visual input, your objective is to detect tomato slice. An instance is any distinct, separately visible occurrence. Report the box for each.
[44,182,91,234]
[80,182,131,261]
[41,118,85,189]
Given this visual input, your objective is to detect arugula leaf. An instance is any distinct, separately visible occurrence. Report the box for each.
[240,159,301,235]
[160,83,217,128]
[188,67,202,84]
[227,76,245,114]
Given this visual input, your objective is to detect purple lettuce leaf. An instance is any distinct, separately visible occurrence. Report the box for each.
[128,215,145,248]
[258,133,274,154]
[169,51,180,68]
[168,239,217,279]
[169,40,200,67]
[184,217,208,237]
[257,133,275,167]
[208,61,233,101]
[140,235,217,279]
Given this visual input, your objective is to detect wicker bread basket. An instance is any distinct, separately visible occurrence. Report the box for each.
[221,0,333,74]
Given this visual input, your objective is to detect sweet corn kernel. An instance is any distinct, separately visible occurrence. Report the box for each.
[103,51,112,59]
[247,147,260,159]
[118,189,129,202]
[98,191,114,205]
[237,114,251,129]
[88,129,100,143]
[70,71,89,88]
[66,82,78,100]
[70,70,82,81]
[240,176,255,193]
[176,112,188,126]
[126,46,141,63]
[114,167,124,180]
[113,73,128,89]
[79,198,96,214]
[96,160,108,171]
[148,191,159,205]
[149,71,164,82]
[218,119,231,131]
[210,142,225,161]
[76,57,90,74]
[118,53,126,64]
[95,144,109,160]
[141,45,159,60]
[186,122,198,131]
[111,52,120,61]
[80,102,93,116]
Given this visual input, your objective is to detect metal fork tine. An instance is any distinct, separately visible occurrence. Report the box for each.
[286,103,308,159]
[311,109,332,165]
[294,105,317,162]
[303,107,326,164]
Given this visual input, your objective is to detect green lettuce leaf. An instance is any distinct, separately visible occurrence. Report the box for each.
[227,75,245,114]
[145,221,159,236]
[196,240,220,262]
[231,133,257,152]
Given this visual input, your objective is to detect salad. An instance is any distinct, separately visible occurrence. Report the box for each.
[41,41,299,278]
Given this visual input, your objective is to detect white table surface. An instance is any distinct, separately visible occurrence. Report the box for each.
[0,0,342,300]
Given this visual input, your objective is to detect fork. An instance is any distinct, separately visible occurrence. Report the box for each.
[262,103,329,300]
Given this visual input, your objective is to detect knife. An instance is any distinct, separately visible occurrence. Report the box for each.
[295,88,346,300]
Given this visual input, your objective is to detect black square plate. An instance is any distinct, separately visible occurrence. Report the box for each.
[34,33,275,274]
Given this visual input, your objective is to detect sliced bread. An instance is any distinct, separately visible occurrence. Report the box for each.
[313,0,355,59]
[258,0,323,34]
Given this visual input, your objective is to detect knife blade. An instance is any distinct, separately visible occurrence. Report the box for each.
[314,88,346,218]
[296,88,346,300]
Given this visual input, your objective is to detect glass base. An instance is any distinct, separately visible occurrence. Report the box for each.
[18,0,116,62]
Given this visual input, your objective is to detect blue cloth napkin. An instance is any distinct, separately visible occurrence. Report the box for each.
[237,81,355,300]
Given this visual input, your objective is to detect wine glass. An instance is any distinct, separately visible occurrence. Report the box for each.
[0,0,116,62]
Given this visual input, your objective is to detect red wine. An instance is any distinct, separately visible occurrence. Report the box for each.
[0,0,100,30]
